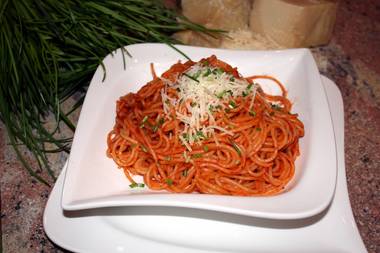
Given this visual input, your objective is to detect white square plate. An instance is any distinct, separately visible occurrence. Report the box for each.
[62,43,337,219]
[44,76,367,253]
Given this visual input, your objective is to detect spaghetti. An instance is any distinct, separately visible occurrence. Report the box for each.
[106,55,304,196]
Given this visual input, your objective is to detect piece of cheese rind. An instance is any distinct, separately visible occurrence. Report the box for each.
[250,0,338,48]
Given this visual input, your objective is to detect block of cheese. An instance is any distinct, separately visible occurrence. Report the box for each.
[250,0,338,48]
[181,0,251,31]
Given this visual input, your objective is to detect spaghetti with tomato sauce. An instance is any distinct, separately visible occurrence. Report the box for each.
[106,55,304,196]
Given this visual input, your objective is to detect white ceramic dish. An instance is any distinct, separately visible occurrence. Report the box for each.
[44,76,367,253]
[62,44,337,220]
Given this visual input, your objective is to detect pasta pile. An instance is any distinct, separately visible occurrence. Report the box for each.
[107,56,304,196]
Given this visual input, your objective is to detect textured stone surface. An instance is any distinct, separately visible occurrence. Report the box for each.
[1,1,379,252]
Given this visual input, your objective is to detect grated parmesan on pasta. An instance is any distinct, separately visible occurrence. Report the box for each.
[161,62,258,149]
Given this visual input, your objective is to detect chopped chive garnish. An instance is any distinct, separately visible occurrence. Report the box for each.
[229,100,236,109]
[203,60,209,66]
[152,125,158,132]
[141,145,148,152]
[158,117,165,125]
[209,105,214,112]
[140,115,148,128]
[165,178,173,185]
[215,105,222,110]
[230,77,235,81]
[203,68,212,77]
[225,108,231,113]
[129,182,138,188]
[242,91,248,97]
[142,115,148,123]
[183,73,199,83]
[196,131,206,139]
[247,83,253,90]
[249,111,256,116]
[190,102,197,107]
[231,141,242,156]
[182,133,189,141]
[256,127,262,131]
[203,145,209,152]
[192,153,203,158]
[129,183,145,188]
[213,68,224,75]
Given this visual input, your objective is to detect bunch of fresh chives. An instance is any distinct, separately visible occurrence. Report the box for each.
[0,0,218,185]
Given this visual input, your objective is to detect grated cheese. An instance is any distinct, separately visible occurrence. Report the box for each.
[161,62,258,150]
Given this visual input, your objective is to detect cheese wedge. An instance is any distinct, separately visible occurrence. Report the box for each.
[250,0,338,48]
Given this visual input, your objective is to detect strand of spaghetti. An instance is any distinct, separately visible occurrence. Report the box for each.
[246,75,287,97]
[150,63,157,79]
[196,178,231,195]
[215,176,260,195]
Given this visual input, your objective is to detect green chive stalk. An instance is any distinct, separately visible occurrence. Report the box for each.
[0,0,219,185]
